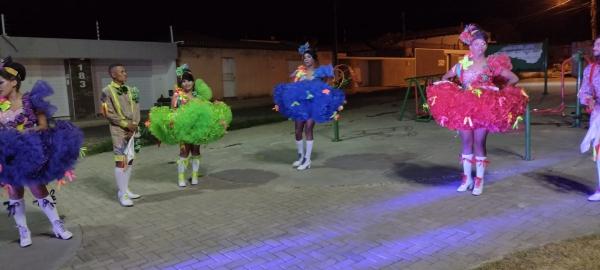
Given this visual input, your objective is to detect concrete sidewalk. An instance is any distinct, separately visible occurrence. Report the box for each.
[2,78,599,270]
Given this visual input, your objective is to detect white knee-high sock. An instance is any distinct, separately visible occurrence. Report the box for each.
[305,140,314,161]
[296,140,304,159]
[475,156,488,178]
[37,195,60,222]
[125,164,133,189]
[178,157,188,180]
[191,156,200,173]
[461,154,473,180]
[178,157,188,174]
[8,199,28,228]
[115,167,128,194]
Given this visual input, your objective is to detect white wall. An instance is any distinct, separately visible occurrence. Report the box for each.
[1,37,176,60]
[16,58,70,118]
[92,59,176,112]
[152,60,176,102]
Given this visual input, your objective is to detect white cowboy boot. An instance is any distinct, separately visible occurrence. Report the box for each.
[457,154,474,192]
[292,140,305,167]
[6,199,31,247]
[472,156,488,196]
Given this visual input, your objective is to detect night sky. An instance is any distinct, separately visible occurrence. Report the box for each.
[1,0,596,45]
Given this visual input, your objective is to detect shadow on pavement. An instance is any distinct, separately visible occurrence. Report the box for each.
[524,171,594,195]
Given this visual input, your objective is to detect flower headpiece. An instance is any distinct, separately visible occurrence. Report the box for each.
[176,64,191,78]
[298,42,311,55]
[459,24,481,46]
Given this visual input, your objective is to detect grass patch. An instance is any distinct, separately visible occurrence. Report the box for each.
[81,89,403,156]
[84,138,114,155]
[475,234,600,270]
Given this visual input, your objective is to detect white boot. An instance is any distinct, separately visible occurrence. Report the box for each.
[51,220,73,240]
[5,199,31,247]
[177,157,189,187]
[17,224,31,247]
[292,140,305,167]
[117,191,133,207]
[191,156,201,185]
[124,166,141,199]
[588,192,600,201]
[115,167,133,206]
[36,194,72,240]
[298,140,313,171]
[589,159,600,201]
[472,156,488,196]
[457,154,474,192]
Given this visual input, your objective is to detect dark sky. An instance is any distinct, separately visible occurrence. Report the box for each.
[1,0,596,45]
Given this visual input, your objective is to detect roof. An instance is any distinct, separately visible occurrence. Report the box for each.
[178,33,298,51]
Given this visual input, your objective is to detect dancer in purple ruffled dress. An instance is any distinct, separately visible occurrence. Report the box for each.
[0,57,83,247]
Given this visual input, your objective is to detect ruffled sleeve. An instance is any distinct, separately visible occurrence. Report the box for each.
[487,54,513,76]
[28,80,57,117]
[313,64,334,80]
[194,79,213,101]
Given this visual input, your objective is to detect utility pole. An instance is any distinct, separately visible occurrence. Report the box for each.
[401,11,406,47]
[96,20,101,40]
[332,0,341,142]
[1,14,7,36]
[332,0,339,66]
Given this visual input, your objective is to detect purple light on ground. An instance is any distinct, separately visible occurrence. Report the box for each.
[162,153,576,269]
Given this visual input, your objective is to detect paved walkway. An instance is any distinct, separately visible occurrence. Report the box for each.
[3,79,600,270]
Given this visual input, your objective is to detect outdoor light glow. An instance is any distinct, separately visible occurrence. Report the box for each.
[554,0,572,7]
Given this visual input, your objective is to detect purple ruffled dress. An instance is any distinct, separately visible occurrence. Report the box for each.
[0,81,83,186]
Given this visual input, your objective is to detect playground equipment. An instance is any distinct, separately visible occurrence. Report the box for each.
[532,51,593,128]
[398,74,443,122]
[330,64,356,142]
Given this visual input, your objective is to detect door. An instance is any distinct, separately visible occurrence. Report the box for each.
[222,58,236,98]
[65,59,96,120]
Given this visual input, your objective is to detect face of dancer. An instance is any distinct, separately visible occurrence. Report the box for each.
[110,66,128,84]
[469,38,487,58]
[0,76,17,98]
[303,53,315,68]
[593,38,600,58]
[181,79,194,92]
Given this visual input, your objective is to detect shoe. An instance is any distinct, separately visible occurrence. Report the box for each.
[588,192,600,201]
[191,172,201,185]
[52,220,73,240]
[297,159,311,171]
[292,156,305,167]
[457,174,473,192]
[472,177,484,196]
[117,192,133,207]
[17,225,32,247]
[126,189,141,199]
